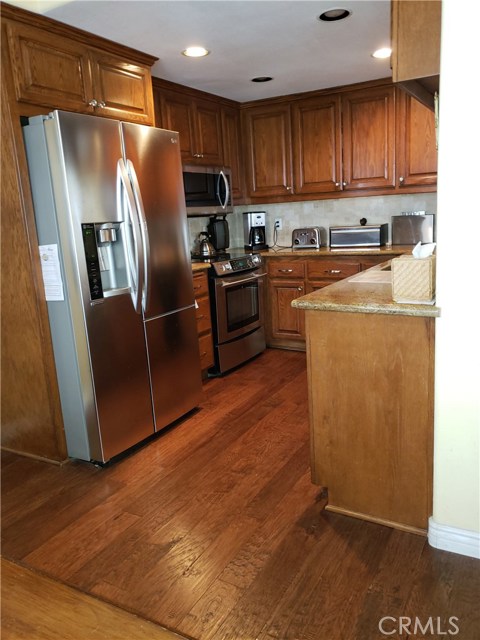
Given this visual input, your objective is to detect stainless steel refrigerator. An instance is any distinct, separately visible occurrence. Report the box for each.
[23,110,202,463]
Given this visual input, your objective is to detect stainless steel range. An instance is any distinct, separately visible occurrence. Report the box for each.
[193,251,266,375]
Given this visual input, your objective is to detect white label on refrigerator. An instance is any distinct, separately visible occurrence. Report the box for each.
[38,244,64,301]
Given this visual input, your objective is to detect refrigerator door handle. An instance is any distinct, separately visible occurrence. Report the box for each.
[126,159,150,313]
[217,170,230,210]
[117,159,144,313]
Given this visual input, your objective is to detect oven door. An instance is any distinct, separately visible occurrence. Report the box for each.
[213,270,266,344]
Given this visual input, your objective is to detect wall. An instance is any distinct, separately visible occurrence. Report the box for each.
[430,0,480,557]
[188,192,437,252]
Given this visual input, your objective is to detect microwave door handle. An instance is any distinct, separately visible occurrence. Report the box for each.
[126,159,150,313]
[217,170,230,210]
[117,159,144,313]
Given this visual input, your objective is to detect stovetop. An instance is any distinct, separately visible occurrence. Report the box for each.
[190,248,256,263]
[191,248,263,276]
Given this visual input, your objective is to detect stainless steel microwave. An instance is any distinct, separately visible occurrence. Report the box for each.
[182,165,233,216]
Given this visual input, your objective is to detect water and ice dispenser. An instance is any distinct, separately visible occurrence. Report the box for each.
[82,222,129,301]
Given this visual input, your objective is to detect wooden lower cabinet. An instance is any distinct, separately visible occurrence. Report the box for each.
[267,259,306,349]
[266,254,403,350]
[192,271,214,375]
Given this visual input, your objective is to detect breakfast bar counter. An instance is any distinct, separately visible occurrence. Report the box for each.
[292,259,437,535]
[291,260,440,318]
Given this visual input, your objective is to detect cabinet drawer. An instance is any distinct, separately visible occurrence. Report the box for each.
[195,297,212,335]
[267,260,305,278]
[307,259,360,280]
[192,272,209,297]
[198,332,214,370]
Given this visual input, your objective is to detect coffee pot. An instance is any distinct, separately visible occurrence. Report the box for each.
[243,211,268,251]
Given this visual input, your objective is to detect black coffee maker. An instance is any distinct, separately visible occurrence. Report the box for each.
[244,211,268,251]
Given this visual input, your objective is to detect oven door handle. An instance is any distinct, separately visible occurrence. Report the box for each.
[219,271,267,288]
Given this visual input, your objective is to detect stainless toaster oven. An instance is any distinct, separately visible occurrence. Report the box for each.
[329,223,388,248]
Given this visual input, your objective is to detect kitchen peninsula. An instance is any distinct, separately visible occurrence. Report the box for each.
[292,261,440,534]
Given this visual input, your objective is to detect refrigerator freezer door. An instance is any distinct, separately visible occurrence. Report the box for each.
[144,307,202,432]
[85,294,154,460]
[120,123,195,319]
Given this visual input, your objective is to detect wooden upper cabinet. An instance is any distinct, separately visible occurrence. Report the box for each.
[7,22,92,111]
[242,103,293,198]
[291,94,342,194]
[90,52,154,124]
[6,20,155,124]
[391,0,441,108]
[341,86,396,191]
[396,90,437,187]
[221,106,245,202]
[391,0,441,81]
[156,88,223,165]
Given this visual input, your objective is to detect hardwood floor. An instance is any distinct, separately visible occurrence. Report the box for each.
[1,558,188,640]
[2,348,479,639]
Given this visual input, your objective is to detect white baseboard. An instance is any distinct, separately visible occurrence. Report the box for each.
[428,517,480,559]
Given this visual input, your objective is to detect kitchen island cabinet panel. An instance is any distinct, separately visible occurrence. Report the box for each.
[305,308,434,533]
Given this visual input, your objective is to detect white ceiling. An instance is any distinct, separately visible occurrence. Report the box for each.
[9,0,392,102]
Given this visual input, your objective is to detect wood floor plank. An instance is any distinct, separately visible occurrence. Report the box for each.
[1,558,189,640]
[2,349,478,640]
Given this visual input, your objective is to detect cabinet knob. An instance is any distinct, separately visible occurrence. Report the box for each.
[286,186,292,192]
[88,99,98,107]
[399,176,404,183]
[98,101,106,109]
[342,181,348,187]
[297,287,303,291]
[279,268,293,273]
[335,182,340,187]
[326,269,341,274]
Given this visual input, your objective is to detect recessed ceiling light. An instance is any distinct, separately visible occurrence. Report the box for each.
[372,47,392,59]
[182,46,210,58]
[251,76,273,83]
[318,8,351,22]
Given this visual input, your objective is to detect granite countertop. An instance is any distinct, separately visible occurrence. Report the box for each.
[191,262,212,272]
[260,245,414,258]
[292,261,440,318]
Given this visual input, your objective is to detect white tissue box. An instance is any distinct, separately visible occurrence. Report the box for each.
[392,254,436,304]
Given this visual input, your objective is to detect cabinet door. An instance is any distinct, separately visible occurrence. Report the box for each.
[195,100,223,165]
[91,52,154,124]
[292,94,342,194]
[159,91,197,161]
[6,22,93,112]
[396,91,437,187]
[342,86,396,191]
[269,279,305,340]
[243,104,293,198]
[222,106,245,202]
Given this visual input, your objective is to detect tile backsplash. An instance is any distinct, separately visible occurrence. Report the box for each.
[187,193,437,252]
